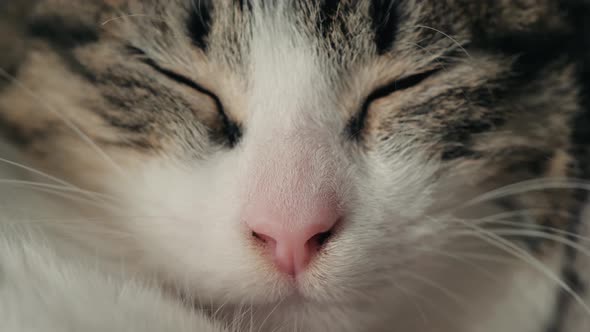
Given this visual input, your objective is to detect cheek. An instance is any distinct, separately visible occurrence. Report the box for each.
[361,147,440,216]
[104,156,279,294]
[111,155,243,233]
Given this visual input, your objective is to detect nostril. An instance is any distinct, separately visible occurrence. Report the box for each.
[310,230,333,248]
[251,231,276,249]
[252,231,265,242]
[306,218,340,252]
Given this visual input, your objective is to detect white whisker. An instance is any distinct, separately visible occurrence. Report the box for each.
[484,228,590,258]
[391,279,431,328]
[399,270,470,310]
[454,219,590,317]
[0,156,75,188]
[414,25,470,57]
[464,178,590,207]
[0,69,127,178]
[257,284,284,332]
[101,14,164,26]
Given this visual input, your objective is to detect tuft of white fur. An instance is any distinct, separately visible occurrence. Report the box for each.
[0,143,225,332]
[0,223,227,332]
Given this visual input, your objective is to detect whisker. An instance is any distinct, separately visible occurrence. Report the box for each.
[250,301,255,332]
[212,298,229,321]
[0,68,126,177]
[391,280,431,328]
[6,215,163,235]
[477,219,590,244]
[453,219,590,316]
[0,156,123,205]
[473,208,575,224]
[101,14,164,26]
[0,179,121,211]
[463,178,590,208]
[413,25,470,58]
[463,209,590,243]
[399,270,470,310]
[384,274,466,331]
[0,156,77,188]
[228,299,252,332]
[257,285,284,332]
[440,251,520,265]
[416,246,511,280]
[0,178,116,200]
[481,228,590,258]
[13,186,118,211]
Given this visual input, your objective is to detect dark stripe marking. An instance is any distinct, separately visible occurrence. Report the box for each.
[544,2,590,329]
[0,113,52,147]
[370,0,400,54]
[27,16,99,48]
[441,146,478,161]
[236,0,253,11]
[318,0,341,35]
[187,1,213,50]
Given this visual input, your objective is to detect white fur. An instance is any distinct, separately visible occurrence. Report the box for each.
[0,146,225,332]
[1,3,589,331]
[0,225,226,332]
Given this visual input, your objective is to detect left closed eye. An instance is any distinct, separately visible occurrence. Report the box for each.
[348,68,442,138]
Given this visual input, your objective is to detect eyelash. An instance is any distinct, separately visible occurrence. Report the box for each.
[127,46,242,148]
[348,68,442,139]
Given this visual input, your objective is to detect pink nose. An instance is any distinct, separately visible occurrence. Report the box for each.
[246,205,339,276]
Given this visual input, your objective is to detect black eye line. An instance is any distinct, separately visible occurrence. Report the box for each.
[127,46,241,147]
[348,67,442,139]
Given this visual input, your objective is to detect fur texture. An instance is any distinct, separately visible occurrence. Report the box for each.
[0,227,227,332]
[1,1,590,331]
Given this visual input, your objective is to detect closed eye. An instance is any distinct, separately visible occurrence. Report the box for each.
[125,46,241,147]
[348,68,442,139]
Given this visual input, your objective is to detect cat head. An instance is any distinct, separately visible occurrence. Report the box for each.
[1,0,589,330]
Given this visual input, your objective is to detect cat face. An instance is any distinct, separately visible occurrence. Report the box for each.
[1,0,589,330]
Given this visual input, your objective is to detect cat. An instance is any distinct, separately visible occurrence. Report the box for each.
[1,0,590,331]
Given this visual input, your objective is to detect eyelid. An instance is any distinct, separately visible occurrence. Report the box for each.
[126,46,218,104]
[126,46,241,147]
[348,67,442,139]
[365,68,442,104]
